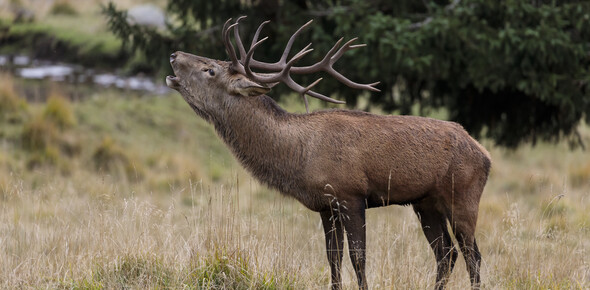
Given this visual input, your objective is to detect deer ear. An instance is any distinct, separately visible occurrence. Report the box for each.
[229,77,270,97]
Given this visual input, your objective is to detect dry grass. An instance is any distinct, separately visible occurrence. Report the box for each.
[0,168,315,288]
[0,89,589,288]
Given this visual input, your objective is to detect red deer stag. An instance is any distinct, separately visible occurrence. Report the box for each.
[166,17,491,290]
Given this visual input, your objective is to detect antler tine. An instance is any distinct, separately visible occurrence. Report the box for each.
[243,36,270,80]
[225,17,271,73]
[292,37,381,92]
[307,90,346,104]
[288,44,314,66]
[232,16,248,62]
[222,18,233,56]
[279,20,314,65]
[251,20,270,49]
[222,18,232,35]
[223,19,244,73]
[301,78,322,113]
[332,38,362,64]
[244,20,314,71]
[280,73,344,104]
[245,41,313,84]
[281,48,346,106]
[328,69,381,92]
[329,38,381,91]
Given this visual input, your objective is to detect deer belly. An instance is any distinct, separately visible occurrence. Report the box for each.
[364,166,442,207]
[365,188,428,208]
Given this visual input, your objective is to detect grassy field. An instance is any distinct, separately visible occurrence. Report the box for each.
[0,71,589,289]
[1,0,168,69]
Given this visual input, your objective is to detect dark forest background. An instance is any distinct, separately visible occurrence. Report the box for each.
[104,0,590,148]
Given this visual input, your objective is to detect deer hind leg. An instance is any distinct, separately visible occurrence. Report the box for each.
[448,175,485,290]
[413,203,458,290]
[320,210,345,290]
[449,206,482,289]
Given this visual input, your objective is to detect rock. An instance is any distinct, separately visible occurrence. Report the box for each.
[127,4,166,29]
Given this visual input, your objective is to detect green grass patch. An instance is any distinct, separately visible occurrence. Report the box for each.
[92,255,174,289]
[1,20,125,68]
[0,86,238,190]
[49,0,79,16]
[190,248,298,289]
[62,249,298,289]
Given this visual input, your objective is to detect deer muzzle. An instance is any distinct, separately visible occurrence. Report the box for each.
[166,53,181,89]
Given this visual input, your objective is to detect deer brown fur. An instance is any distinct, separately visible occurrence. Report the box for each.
[166,18,491,290]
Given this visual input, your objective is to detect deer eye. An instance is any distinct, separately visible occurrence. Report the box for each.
[201,68,215,76]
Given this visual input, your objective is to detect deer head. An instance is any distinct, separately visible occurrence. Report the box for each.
[166,16,379,113]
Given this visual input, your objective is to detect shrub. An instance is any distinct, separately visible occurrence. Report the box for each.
[49,0,78,16]
[569,163,590,188]
[20,104,79,169]
[92,136,143,181]
[43,94,76,129]
[21,114,59,151]
[58,131,81,157]
[26,145,60,169]
[0,74,28,123]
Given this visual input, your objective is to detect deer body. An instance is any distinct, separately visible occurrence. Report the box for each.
[167,18,490,290]
[209,92,487,213]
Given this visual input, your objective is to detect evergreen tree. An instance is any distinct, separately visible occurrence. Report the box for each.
[103,0,590,147]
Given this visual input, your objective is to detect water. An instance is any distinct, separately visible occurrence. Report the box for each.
[18,65,74,81]
[1,54,171,100]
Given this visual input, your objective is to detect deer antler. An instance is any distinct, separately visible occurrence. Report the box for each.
[222,17,380,112]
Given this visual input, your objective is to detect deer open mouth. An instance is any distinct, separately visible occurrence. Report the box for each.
[166,75,180,89]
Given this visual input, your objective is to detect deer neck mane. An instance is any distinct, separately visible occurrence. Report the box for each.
[210,93,289,142]
[209,94,308,193]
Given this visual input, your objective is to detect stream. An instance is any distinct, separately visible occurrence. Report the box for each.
[1,54,171,102]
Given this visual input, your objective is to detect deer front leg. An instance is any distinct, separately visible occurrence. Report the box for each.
[342,206,368,290]
[320,210,344,290]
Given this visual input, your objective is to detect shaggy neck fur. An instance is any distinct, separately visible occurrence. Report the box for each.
[207,94,310,195]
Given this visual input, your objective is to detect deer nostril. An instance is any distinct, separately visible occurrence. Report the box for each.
[170,53,177,63]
